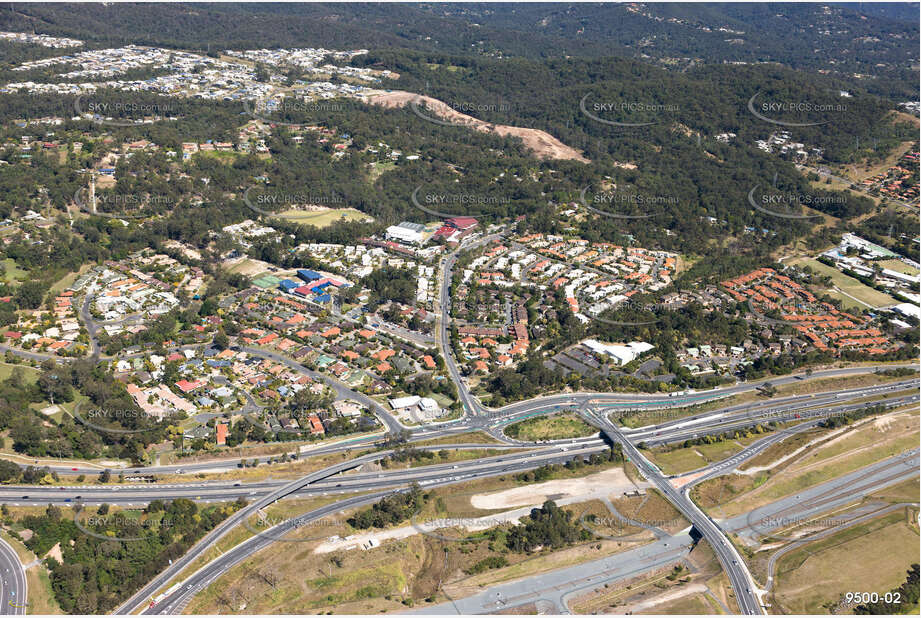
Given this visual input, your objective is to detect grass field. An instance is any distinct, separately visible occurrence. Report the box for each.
[877,259,920,276]
[404,447,528,468]
[504,413,596,441]
[48,264,92,295]
[868,477,920,504]
[694,410,919,517]
[411,431,504,447]
[791,257,898,309]
[0,362,40,384]
[649,434,764,476]
[277,208,371,228]
[0,258,28,285]
[195,150,242,163]
[638,592,725,614]
[772,510,919,614]
[367,160,396,182]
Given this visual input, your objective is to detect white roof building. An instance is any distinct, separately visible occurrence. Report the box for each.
[389,395,421,410]
[892,303,920,320]
[385,222,426,245]
[582,339,654,366]
[418,397,439,413]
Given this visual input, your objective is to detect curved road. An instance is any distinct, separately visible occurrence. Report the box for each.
[0,537,26,616]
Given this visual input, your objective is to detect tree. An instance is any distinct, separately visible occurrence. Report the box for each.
[13,280,46,309]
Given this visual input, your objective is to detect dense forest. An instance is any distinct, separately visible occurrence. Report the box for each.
[0,359,171,462]
[0,3,915,98]
[10,499,246,613]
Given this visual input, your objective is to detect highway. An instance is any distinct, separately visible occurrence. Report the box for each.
[418,447,919,614]
[1,444,607,507]
[9,386,912,501]
[113,441,609,614]
[138,417,919,616]
[579,405,765,615]
[723,449,921,543]
[0,537,25,616]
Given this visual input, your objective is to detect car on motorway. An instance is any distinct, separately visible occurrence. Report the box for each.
[71,467,79,471]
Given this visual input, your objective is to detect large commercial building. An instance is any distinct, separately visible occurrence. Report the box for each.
[582,339,654,366]
[385,221,427,245]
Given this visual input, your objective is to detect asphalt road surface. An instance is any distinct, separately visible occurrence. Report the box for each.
[0,537,26,616]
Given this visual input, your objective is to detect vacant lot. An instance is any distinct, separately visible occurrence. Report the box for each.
[877,259,920,276]
[369,91,589,162]
[0,258,28,285]
[772,510,919,614]
[187,494,646,614]
[278,207,371,228]
[791,257,898,309]
[411,431,503,447]
[694,410,919,517]
[505,412,596,441]
[649,434,765,476]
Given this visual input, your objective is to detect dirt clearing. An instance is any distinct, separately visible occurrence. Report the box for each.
[369,91,589,163]
[471,466,647,509]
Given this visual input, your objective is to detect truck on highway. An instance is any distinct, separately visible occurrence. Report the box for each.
[150,581,183,606]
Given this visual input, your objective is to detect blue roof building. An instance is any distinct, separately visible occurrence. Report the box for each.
[279,279,299,292]
[297,269,322,282]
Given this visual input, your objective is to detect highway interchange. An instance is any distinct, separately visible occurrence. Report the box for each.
[120,392,918,616]
[0,368,907,615]
[0,233,916,615]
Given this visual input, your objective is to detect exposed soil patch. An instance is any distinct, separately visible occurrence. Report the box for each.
[369,91,589,163]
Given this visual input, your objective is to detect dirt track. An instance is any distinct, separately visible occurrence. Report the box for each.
[368,91,589,163]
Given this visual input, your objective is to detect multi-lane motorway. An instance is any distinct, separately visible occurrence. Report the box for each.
[0,537,26,616]
[131,414,919,616]
[1,246,917,616]
[2,369,914,612]
[580,406,764,615]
